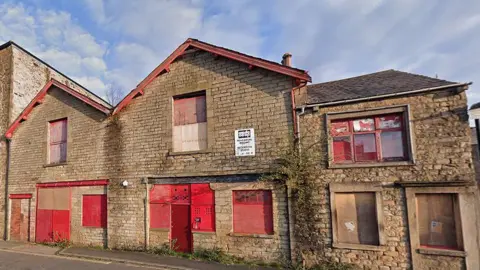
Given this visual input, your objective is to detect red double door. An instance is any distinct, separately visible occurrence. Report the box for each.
[36,187,70,242]
[150,184,215,253]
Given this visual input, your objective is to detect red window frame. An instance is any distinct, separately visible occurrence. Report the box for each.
[330,113,408,164]
[82,194,107,228]
[49,118,67,164]
[232,190,273,235]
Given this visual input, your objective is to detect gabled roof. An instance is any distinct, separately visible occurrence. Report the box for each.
[0,41,112,109]
[113,38,312,115]
[305,69,467,105]
[5,79,111,139]
[470,102,480,110]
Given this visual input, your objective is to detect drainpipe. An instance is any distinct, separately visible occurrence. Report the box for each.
[143,177,149,250]
[3,138,10,241]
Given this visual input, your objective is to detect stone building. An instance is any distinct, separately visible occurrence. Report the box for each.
[4,39,311,262]
[296,70,479,269]
[0,41,110,239]
[1,38,479,270]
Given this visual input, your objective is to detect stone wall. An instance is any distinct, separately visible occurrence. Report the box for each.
[70,185,108,247]
[0,46,13,238]
[8,87,108,242]
[6,49,295,260]
[148,181,289,262]
[297,87,477,269]
[104,50,295,255]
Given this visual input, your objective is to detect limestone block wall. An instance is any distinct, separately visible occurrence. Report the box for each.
[297,87,478,269]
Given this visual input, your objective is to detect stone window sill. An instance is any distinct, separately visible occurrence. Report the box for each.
[228,233,274,239]
[329,161,414,169]
[192,231,216,235]
[82,226,106,229]
[43,162,68,168]
[332,243,387,251]
[150,228,170,232]
[417,247,466,257]
[168,149,211,156]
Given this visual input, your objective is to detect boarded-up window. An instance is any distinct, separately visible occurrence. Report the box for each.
[334,192,379,245]
[191,184,215,232]
[82,195,107,228]
[49,119,67,164]
[233,190,273,235]
[173,93,207,152]
[330,113,407,163]
[416,193,462,250]
[150,185,171,229]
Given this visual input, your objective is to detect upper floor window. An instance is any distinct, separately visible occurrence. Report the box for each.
[173,92,207,152]
[48,118,67,164]
[330,112,408,164]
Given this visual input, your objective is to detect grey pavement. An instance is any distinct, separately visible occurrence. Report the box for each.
[61,247,273,270]
[0,249,160,269]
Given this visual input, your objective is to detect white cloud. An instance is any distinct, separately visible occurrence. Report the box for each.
[2,0,480,116]
[72,76,107,92]
[0,2,109,96]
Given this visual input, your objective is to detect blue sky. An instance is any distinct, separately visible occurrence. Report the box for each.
[0,0,479,111]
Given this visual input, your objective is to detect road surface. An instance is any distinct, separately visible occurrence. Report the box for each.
[0,249,166,270]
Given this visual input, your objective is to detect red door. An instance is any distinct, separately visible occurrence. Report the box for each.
[10,199,30,241]
[171,204,191,252]
[36,188,70,243]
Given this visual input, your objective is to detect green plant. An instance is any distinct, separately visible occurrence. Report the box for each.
[261,129,332,265]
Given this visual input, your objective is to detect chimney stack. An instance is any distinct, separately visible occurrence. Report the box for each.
[282,53,292,67]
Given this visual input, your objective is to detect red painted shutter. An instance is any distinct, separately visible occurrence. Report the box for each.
[233,190,273,235]
[150,185,171,203]
[36,209,53,242]
[173,94,207,152]
[191,184,215,232]
[49,119,67,163]
[53,210,70,241]
[150,204,170,229]
[173,95,206,126]
[82,195,107,228]
[150,185,171,229]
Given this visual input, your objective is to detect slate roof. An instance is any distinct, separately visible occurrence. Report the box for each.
[306,69,460,105]
[470,102,480,110]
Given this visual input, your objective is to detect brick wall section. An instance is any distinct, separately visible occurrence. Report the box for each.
[105,50,294,255]
[8,87,108,242]
[70,186,107,247]
[148,182,289,262]
[0,46,13,237]
[298,88,475,269]
[7,50,295,260]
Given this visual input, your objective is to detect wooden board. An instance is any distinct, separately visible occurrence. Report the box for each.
[335,192,379,245]
[416,193,458,249]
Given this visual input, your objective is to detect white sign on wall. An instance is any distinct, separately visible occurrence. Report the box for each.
[235,128,255,156]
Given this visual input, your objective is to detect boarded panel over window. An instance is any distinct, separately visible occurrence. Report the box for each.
[150,185,171,204]
[233,190,273,235]
[174,95,206,126]
[82,195,107,228]
[173,122,207,152]
[335,192,379,245]
[38,188,70,210]
[416,193,460,249]
[150,204,170,229]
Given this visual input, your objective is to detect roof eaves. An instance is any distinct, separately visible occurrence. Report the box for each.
[302,82,471,108]
[2,41,112,108]
[5,79,111,139]
[113,38,311,115]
